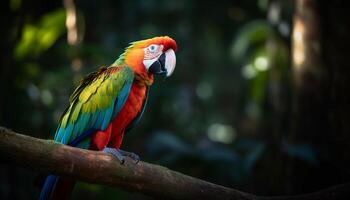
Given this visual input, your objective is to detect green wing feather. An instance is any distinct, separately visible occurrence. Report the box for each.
[54,66,134,148]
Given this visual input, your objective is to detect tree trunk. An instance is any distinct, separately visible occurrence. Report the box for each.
[319,0,350,184]
[290,0,350,194]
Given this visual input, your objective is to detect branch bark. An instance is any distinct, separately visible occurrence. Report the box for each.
[0,126,349,200]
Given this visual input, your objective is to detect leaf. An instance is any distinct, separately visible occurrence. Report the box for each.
[15,9,66,59]
[231,20,273,60]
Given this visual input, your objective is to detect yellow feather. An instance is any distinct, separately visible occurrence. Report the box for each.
[107,83,113,94]
[70,102,82,123]
[96,94,104,110]
[81,103,89,113]
[99,98,108,109]
[79,88,92,102]
[79,75,105,102]
[61,105,72,127]
[89,96,97,112]
[99,82,108,96]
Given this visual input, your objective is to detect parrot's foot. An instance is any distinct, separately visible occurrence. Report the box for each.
[118,149,140,164]
[102,147,140,164]
[103,147,125,164]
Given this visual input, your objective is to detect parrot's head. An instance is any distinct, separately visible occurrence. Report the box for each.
[115,36,177,79]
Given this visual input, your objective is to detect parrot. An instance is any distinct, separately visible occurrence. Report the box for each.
[39,36,177,200]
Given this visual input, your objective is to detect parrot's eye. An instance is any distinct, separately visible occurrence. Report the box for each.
[148,45,159,53]
[144,44,163,60]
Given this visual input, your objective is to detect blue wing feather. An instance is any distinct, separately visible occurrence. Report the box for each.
[101,106,114,129]
[69,129,95,147]
[61,124,73,144]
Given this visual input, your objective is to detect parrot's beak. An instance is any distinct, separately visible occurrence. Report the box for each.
[146,49,176,77]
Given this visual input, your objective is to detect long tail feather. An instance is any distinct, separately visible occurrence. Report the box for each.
[39,175,58,200]
[51,177,75,200]
[39,176,75,200]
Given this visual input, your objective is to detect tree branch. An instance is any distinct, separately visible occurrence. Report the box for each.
[0,126,349,200]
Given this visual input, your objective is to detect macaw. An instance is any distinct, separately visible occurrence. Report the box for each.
[39,36,177,200]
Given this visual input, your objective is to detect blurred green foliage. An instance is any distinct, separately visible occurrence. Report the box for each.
[15,9,66,59]
[1,0,319,199]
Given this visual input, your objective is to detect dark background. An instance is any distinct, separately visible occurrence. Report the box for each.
[1,0,350,199]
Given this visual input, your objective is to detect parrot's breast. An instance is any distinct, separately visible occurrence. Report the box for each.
[90,82,147,150]
[109,82,147,147]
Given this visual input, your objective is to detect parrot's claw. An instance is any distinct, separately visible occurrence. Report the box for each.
[102,148,140,164]
[118,149,140,164]
[102,147,125,164]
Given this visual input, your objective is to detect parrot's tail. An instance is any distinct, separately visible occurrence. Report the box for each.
[39,175,57,200]
[39,175,75,200]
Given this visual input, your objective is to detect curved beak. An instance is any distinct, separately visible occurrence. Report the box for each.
[144,49,176,77]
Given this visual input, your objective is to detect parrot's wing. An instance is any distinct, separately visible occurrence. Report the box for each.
[54,66,134,148]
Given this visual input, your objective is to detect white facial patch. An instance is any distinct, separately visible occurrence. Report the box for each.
[143,55,161,70]
[143,44,163,71]
[144,45,163,59]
